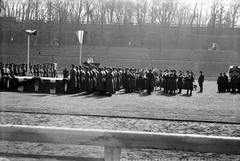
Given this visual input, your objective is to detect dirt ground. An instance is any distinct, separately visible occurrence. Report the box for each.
[0,81,240,160]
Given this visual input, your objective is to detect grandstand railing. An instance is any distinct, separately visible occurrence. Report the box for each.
[0,124,240,161]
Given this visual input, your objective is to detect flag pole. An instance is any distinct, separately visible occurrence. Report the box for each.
[80,42,82,65]
[27,35,30,76]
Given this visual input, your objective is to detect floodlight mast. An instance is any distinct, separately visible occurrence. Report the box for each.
[24,30,37,76]
[27,34,30,76]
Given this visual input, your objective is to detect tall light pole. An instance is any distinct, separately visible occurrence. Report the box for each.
[76,30,84,65]
[24,29,37,76]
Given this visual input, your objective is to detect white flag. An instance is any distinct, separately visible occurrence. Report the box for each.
[76,30,84,44]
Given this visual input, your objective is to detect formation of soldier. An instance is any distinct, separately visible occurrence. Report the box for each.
[0,61,207,96]
[0,62,58,90]
[62,64,199,96]
[217,72,240,93]
[0,62,57,77]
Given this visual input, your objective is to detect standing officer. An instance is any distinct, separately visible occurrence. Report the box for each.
[185,71,194,95]
[223,72,228,92]
[146,68,155,95]
[231,71,238,93]
[63,66,69,79]
[217,73,224,92]
[124,67,131,93]
[198,71,204,92]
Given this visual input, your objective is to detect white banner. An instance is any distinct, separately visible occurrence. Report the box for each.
[76,30,84,44]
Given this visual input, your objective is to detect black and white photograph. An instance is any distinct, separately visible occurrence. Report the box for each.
[0,0,240,160]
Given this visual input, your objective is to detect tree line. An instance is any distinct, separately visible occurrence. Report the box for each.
[1,0,240,27]
[0,0,240,48]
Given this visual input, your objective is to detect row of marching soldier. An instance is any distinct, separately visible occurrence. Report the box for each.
[62,64,202,96]
[0,62,57,77]
[0,62,58,90]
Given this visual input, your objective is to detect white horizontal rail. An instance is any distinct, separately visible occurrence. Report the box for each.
[0,124,240,156]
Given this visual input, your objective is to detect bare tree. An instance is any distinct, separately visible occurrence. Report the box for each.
[135,0,149,46]
[68,0,84,24]
[54,0,70,47]
[45,0,54,46]
[105,0,115,24]
[155,0,178,26]
[0,0,3,45]
[190,2,198,27]
[114,0,125,45]
[229,0,240,28]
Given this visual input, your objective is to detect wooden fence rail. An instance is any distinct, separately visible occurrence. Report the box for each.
[1,124,240,160]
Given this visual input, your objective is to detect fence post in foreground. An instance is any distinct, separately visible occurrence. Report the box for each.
[104,146,121,161]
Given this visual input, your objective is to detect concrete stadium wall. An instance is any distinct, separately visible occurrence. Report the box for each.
[1,21,240,50]
[0,43,239,80]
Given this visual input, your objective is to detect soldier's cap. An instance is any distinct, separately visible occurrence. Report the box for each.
[223,72,226,74]
[149,68,152,71]
[200,71,203,73]
[186,70,189,73]
[179,70,182,72]
[125,67,129,70]
[72,64,75,67]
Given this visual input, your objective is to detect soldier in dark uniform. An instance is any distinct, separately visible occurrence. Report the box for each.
[21,64,27,76]
[146,68,155,95]
[18,65,23,76]
[2,63,11,90]
[106,67,114,96]
[63,66,69,79]
[130,68,136,92]
[124,67,131,93]
[116,68,121,91]
[79,65,85,92]
[198,71,204,92]
[231,71,238,93]
[217,73,224,92]
[163,69,169,93]
[170,70,177,95]
[223,72,228,92]
[177,71,183,94]
[0,62,3,90]
[139,69,145,92]
[97,67,104,94]
[29,65,34,76]
[237,75,240,93]
[13,64,18,76]
[92,67,98,93]
[185,71,194,95]
[43,65,47,77]
[158,70,163,91]
[75,66,80,93]
[84,66,91,94]
[39,64,44,77]
[69,64,77,93]
[135,69,140,92]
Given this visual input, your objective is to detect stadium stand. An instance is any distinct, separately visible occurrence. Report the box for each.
[1,44,240,80]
